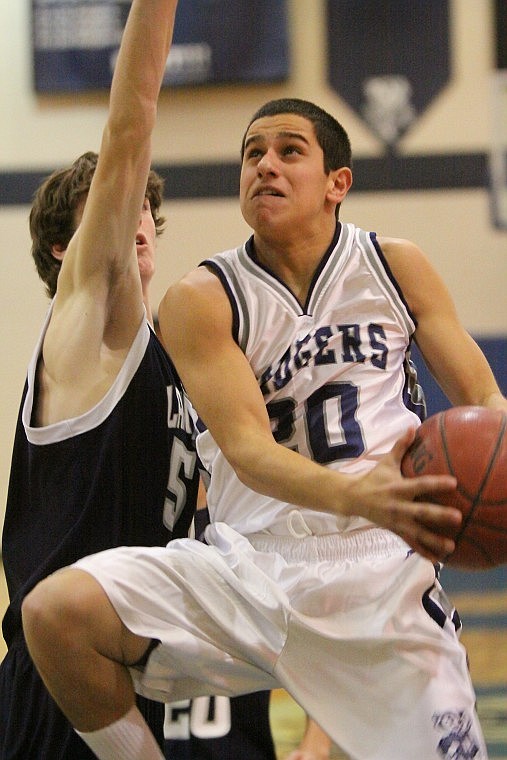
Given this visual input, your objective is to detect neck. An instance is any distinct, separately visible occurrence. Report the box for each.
[252,221,339,304]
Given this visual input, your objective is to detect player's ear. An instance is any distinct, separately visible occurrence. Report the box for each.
[327,167,352,205]
[51,244,66,262]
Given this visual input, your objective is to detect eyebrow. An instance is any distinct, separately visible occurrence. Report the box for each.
[243,130,310,152]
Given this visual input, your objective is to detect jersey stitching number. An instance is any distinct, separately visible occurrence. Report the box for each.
[267,381,365,463]
[164,435,197,531]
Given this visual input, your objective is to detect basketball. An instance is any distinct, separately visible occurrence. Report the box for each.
[401,406,507,569]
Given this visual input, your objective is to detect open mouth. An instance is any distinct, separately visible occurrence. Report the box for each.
[254,187,284,198]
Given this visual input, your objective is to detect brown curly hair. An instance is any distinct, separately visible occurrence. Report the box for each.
[29,151,166,298]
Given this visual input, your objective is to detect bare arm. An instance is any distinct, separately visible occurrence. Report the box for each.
[159,267,462,563]
[39,0,178,421]
[379,236,507,413]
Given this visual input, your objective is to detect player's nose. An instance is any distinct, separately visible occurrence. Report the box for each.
[257,149,279,177]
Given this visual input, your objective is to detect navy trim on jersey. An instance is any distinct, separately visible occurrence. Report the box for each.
[241,239,303,315]
[245,236,307,311]
[302,222,342,314]
[244,235,298,299]
[199,260,241,346]
[370,232,418,328]
[401,338,427,422]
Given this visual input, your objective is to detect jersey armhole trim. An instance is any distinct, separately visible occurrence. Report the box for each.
[370,232,418,329]
[23,316,151,445]
[199,260,241,346]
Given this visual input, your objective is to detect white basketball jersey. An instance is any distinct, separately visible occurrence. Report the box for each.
[198,222,426,536]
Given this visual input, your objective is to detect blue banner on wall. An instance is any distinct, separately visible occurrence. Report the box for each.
[32,0,289,92]
[326,0,450,148]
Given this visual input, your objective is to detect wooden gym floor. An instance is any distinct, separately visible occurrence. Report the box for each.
[1,561,506,759]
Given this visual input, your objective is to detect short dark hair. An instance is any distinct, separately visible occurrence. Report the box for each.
[29,151,166,298]
[241,98,352,173]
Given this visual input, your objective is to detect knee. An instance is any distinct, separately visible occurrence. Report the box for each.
[22,569,96,657]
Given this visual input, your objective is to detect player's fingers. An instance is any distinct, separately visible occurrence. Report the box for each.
[407,526,456,563]
[412,496,462,529]
[388,427,417,464]
[405,473,458,500]
[395,506,458,559]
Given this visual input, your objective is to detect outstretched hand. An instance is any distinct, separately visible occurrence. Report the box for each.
[346,427,461,562]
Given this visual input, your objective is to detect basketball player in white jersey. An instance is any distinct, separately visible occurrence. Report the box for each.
[22,95,507,760]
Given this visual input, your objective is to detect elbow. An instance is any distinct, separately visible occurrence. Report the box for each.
[219,437,273,495]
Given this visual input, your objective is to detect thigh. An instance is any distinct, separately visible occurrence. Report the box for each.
[275,553,488,760]
[73,539,287,702]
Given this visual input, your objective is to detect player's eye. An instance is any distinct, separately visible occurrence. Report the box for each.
[282,144,301,156]
[245,147,262,160]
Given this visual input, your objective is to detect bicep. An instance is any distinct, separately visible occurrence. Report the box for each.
[159,272,274,462]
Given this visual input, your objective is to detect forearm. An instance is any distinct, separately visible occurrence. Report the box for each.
[109,0,177,137]
[227,431,354,518]
[81,0,178,278]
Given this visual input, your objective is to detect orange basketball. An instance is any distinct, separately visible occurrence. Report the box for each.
[401,406,507,569]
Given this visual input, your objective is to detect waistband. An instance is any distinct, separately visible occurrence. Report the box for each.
[246,526,410,564]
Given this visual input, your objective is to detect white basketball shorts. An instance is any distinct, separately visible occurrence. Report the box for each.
[73,522,487,760]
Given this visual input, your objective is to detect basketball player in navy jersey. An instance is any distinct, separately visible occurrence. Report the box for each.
[0,1,198,757]
[23,96,507,760]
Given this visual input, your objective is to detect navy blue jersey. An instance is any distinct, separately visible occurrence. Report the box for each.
[164,692,276,760]
[0,319,198,759]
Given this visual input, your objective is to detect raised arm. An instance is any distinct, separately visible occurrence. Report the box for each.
[71,0,176,289]
[39,0,178,422]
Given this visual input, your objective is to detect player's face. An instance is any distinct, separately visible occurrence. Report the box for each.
[240,113,334,239]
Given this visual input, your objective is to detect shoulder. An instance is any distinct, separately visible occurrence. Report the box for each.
[159,266,234,357]
[375,235,434,278]
[376,235,421,258]
[162,266,231,319]
[376,235,452,317]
